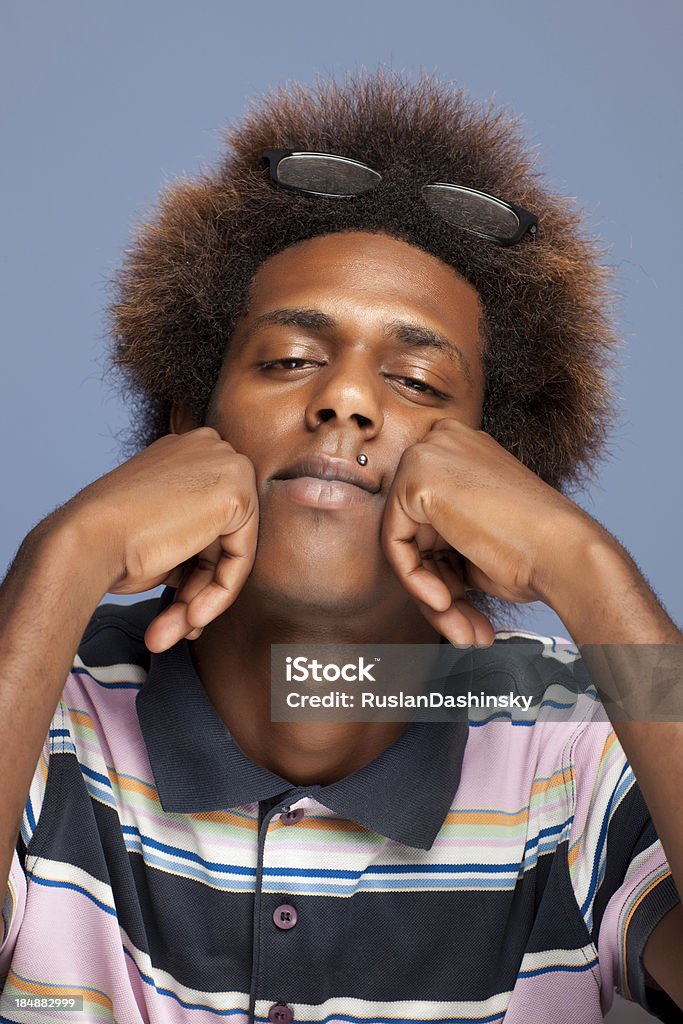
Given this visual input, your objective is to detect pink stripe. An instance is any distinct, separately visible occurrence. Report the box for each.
[504,964,605,1023]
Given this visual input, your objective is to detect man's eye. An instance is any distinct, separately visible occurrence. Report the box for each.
[391,375,448,399]
[260,359,313,370]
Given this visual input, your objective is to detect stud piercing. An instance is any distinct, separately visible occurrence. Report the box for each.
[357,454,368,466]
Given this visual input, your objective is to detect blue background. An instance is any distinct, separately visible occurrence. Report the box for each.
[2,0,681,644]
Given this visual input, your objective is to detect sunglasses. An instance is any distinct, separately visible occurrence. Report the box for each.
[262,149,538,248]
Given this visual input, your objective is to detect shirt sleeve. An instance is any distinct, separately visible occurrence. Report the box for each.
[568,724,682,1020]
[0,723,53,975]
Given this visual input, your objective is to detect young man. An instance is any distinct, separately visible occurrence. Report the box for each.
[0,70,681,1023]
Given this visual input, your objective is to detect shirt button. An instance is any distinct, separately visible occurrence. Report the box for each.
[281,807,304,825]
[268,1005,294,1023]
[273,903,298,930]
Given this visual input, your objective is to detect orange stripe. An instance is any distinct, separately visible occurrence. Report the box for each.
[567,841,581,868]
[601,730,618,758]
[8,971,113,1010]
[189,809,259,828]
[443,809,529,826]
[530,768,575,797]
[443,774,575,828]
[6,874,16,924]
[621,870,672,999]
[107,767,158,801]
[68,709,93,728]
[270,816,365,834]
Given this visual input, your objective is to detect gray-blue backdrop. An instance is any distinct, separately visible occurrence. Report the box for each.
[2,0,681,642]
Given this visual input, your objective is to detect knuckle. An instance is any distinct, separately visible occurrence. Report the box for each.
[432,416,460,431]
[397,443,423,470]
[225,453,257,488]
[191,425,221,441]
[405,477,436,518]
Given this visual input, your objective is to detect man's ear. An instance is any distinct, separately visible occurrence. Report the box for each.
[169,402,199,435]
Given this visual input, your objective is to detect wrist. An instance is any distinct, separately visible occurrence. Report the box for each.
[535,520,680,643]
[27,504,121,601]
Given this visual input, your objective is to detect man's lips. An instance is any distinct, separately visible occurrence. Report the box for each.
[272,456,382,494]
[270,456,382,510]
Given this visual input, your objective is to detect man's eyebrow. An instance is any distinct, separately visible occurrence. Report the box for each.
[385,319,473,385]
[249,308,335,334]
[247,307,474,385]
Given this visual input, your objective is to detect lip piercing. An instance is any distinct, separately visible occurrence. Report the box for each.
[357,454,368,466]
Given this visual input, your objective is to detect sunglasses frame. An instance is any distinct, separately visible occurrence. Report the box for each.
[262,148,538,247]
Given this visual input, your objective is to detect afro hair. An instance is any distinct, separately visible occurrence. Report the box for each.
[109,68,618,497]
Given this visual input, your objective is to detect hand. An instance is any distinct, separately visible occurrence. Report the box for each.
[57,427,258,652]
[381,418,597,647]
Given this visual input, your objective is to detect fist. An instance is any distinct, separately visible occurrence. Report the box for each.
[59,427,259,652]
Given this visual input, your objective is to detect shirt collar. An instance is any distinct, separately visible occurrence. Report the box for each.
[137,588,469,850]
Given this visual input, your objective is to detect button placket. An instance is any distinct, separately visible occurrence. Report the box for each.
[252,798,310,1022]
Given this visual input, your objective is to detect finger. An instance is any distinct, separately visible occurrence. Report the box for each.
[185,508,259,627]
[382,497,452,612]
[146,503,259,650]
[175,559,216,606]
[416,594,495,649]
[145,557,217,651]
[144,601,196,652]
[414,523,440,556]
[430,556,496,648]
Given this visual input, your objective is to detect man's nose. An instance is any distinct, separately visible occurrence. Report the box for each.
[304,360,384,436]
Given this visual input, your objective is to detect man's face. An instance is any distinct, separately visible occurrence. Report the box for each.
[205,230,485,612]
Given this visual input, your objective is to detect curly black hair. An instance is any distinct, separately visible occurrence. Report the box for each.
[109,68,618,497]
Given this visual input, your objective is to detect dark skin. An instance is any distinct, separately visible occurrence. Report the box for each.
[170,231,494,783]
[45,229,681,999]
[160,233,681,793]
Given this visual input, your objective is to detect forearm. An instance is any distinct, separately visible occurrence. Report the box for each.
[542,529,683,921]
[0,517,110,900]
[543,531,681,645]
[537,529,683,1000]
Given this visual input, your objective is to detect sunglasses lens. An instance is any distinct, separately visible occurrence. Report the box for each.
[277,154,381,197]
[422,184,520,242]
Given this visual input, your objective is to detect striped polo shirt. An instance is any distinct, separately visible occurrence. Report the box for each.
[1,590,680,1023]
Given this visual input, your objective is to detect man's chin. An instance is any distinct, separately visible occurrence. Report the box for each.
[244,550,391,617]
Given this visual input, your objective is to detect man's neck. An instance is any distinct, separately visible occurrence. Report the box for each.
[189,587,440,786]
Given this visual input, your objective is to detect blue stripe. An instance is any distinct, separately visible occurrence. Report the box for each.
[364,860,521,875]
[72,666,143,689]
[520,958,598,979]
[545,637,578,657]
[580,760,632,918]
[260,876,521,895]
[80,763,112,789]
[125,841,257,891]
[470,714,536,727]
[255,1012,506,1024]
[25,795,36,833]
[26,872,117,917]
[258,861,525,880]
[120,825,257,876]
[83,781,116,807]
[522,818,572,856]
[122,946,249,1017]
